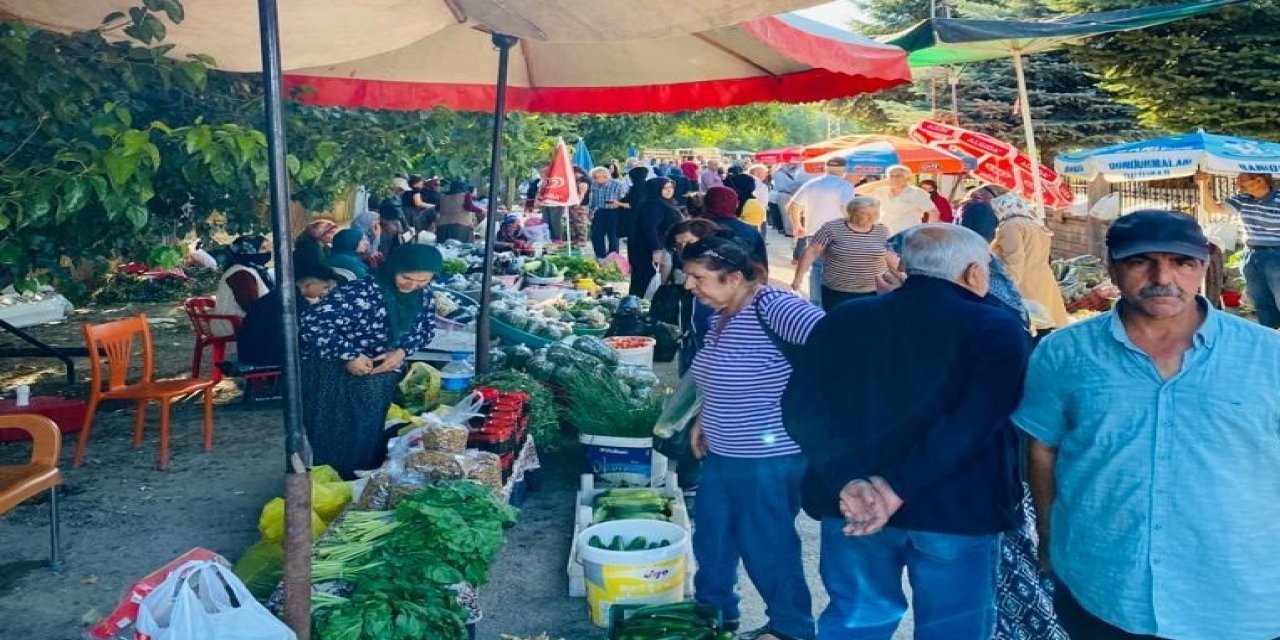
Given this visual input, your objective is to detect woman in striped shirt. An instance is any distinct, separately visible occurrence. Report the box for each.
[684,236,824,640]
[792,196,897,311]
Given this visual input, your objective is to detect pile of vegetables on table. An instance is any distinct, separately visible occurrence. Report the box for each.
[1052,255,1119,313]
[311,482,517,640]
[591,488,676,524]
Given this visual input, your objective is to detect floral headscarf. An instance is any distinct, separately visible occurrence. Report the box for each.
[992,193,1036,221]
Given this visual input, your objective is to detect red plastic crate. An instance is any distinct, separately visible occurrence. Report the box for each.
[468,420,517,455]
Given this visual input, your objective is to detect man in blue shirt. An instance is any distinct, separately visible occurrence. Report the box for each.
[587,166,627,258]
[1014,210,1280,640]
[786,224,1031,639]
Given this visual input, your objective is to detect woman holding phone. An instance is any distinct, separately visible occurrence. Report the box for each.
[299,244,441,478]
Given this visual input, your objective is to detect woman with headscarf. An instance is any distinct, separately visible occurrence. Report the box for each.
[295,218,338,274]
[618,165,651,241]
[299,243,441,478]
[327,228,370,280]
[990,193,1070,329]
[726,173,768,238]
[212,234,274,337]
[436,179,480,243]
[956,185,1004,242]
[629,177,685,297]
[700,186,768,271]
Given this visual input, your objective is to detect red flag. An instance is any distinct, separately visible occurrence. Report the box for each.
[537,137,581,207]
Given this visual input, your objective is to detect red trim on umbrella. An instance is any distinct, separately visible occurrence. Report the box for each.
[284,67,907,114]
[739,15,910,80]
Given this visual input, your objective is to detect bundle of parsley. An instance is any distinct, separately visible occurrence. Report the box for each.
[312,482,518,640]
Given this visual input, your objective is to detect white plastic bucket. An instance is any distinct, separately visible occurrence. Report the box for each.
[579,434,652,487]
[577,519,689,627]
[604,336,655,369]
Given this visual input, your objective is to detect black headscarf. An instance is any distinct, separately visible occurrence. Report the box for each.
[227,234,274,288]
[622,167,651,209]
[377,244,442,345]
[644,177,677,209]
[725,173,757,217]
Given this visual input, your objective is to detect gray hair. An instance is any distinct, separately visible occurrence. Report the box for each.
[900,224,991,282]
[846,196,879,220]
[887,164,912,177]
[589,166,611,178]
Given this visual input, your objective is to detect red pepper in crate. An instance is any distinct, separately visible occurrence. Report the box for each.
[469,417,517,455]
[473,386,502,403]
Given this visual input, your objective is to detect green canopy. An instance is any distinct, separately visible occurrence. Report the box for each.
[883,0,1243,67]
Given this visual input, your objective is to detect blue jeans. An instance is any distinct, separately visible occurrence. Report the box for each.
[809,257,825,306]
[819,521,1000,640]
[693,453,815,639]
[1244,246,1280,328]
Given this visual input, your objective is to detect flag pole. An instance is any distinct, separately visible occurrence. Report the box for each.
[1011,49,1047,219]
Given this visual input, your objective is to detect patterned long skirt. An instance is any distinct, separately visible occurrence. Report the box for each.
[301,359,399,479]
[995,489,1068,640]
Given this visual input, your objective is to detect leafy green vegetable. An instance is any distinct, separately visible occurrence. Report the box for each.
[564,365,666,438]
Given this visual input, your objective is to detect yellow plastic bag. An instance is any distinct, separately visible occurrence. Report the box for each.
[256,498,326,542]
[311,465,352,523]
[232,539,284,600]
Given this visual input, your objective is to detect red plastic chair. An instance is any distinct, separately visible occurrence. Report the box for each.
[183,296,240,383]
[75,315,215,470]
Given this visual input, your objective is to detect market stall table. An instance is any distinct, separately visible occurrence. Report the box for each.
[0,291,84,384]
[0,396,86,443]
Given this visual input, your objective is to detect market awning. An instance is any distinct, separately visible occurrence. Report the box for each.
[1056,130,1280,182]
[282,13,910,113]
[882,0,1244,68]
[0,0,833,72]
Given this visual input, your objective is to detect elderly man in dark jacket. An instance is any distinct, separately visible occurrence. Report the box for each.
[785,224,1031,640]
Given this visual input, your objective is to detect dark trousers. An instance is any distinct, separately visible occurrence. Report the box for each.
[1051,580,1280,640]
[820,286,875,312]
[590,208,620,258]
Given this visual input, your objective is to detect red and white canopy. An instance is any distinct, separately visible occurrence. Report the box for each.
[282,13,910,113]
[909,120,1076,209]
[0,0,831,72]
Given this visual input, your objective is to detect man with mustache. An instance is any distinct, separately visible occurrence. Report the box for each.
[1012,210,1280,640]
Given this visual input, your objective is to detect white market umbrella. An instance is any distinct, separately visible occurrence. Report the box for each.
[281,13,911,113]
[0,0,828,72]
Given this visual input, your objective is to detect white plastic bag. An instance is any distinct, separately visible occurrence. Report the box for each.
[643,270,662,301]
[136,560,296,640]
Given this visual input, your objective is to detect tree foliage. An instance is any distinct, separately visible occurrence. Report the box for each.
[842,0,1145,157]
[1046,0,1280,140]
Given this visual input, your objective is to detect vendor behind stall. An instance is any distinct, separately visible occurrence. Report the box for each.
[238,264,338,368]
[299,244,441,478]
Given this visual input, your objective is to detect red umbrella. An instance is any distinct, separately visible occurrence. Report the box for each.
[536,137,581,245]
[754,145,806,164]
[909,120,1076,209]
[282,13,910,113]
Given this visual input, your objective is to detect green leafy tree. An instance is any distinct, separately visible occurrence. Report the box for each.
[841,0,1145,156]
[1046,0,1280,140]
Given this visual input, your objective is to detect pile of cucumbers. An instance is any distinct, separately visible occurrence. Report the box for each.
[609,602,732,640]
[587,534,671,551]
[592,488,675,525]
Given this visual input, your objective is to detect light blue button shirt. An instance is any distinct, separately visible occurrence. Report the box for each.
[1013,303,1280,640]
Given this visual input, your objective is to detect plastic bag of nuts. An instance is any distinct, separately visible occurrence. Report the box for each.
[420,420,470,454]
[403,450,466,482]
[460,450,503,494]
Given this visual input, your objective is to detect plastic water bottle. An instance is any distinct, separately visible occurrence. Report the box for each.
[15,385,30,407]
[438,353,475,407]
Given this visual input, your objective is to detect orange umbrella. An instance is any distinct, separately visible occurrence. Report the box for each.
[800,134,971,175]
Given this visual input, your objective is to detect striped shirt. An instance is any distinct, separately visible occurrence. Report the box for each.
[813,221,889,293]
[690,287,826,458]
[587,179,627,211]
[1226,189,1280,247]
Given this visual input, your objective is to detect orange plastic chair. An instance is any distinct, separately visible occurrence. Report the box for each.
[75,315,215,470]
[183,296,241,382]
[0,414,64,570]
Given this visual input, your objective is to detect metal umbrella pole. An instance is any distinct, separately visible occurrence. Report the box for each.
[255,0,311,636]
[1011,49,1048,220]
[475,33,519,374]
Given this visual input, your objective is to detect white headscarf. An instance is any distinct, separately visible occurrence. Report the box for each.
[992,193,1039,222]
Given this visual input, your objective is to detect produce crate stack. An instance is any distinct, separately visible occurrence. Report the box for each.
[566,473,694,599]
[470,386,532,483]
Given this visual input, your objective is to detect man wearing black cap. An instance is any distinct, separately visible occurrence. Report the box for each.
[787,156,856,305]
[1013,211,1280,640]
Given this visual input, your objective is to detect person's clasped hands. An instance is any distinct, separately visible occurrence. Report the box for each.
[838,476,903,536]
